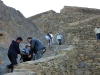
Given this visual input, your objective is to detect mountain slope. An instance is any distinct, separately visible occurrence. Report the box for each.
[0,0,46,48]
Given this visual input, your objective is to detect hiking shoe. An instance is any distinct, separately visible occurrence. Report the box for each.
[5,66,10,73]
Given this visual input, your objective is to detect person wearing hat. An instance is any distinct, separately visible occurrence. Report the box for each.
[6,37,23,73]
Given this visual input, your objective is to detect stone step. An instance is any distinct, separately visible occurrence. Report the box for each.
[4,71,37,75]
[94,57,100,63]
[78,52,100,58]
[77,50,100,55]
[89,63,100,70]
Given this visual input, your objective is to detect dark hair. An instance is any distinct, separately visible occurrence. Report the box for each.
[27,37,32,40]
[25,45,31,48]
[16,37,23,41]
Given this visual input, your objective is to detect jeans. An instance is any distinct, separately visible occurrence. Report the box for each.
[96,33,100,40]
[35,48,46,60]
[58,39,61,45]
[7,54,17,72]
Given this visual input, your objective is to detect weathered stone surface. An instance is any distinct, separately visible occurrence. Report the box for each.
[4,72,37,75]
[75,69,83,75]
[60,6,100,14]
[78,62,87,68]
[14,52,78,75]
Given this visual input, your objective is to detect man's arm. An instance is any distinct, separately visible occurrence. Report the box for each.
[14,43,20,54]
[30,40,35,55]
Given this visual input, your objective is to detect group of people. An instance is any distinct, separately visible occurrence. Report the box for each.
[6,37,46,72]
[45,32,62,47]
[6,25,100,73]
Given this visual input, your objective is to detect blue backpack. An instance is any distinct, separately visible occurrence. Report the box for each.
[20,48,30,55]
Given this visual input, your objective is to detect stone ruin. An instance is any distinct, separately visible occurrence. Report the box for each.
[0,0,100,75]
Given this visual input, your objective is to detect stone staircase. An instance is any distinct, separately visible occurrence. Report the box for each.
[42,44,68,58]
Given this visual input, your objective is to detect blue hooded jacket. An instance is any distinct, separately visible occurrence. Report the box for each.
[8,40,20,58]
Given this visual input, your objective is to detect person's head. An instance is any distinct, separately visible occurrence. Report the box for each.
[96,23,99,27]
[26,43,31,49]
[49,32,52,34]
[57,33,59,35]
[27,37,32,43]
[16,37,23,44]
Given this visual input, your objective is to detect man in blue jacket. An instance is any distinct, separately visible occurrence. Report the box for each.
[27,37,46,60]
[7,37,23,72]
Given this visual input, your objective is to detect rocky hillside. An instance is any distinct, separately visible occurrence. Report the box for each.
[0,0,46,74]
[0,0,46,48]
[0,0,100,75]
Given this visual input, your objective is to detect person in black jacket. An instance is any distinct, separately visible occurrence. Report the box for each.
[27,37,46,60]
[6,37,23,72]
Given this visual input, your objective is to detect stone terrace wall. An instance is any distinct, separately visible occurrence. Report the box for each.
[60,6,100,15]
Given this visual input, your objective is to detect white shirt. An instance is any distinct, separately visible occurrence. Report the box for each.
[49,34,53,38]
[94,28,100,34]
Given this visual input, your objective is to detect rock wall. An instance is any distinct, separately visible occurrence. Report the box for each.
[60,6,100,14]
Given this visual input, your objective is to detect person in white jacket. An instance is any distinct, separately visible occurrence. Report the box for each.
[49,32,54,44]
[94,25,100,40]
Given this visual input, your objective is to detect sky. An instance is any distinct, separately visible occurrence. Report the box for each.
[2,0,100,18]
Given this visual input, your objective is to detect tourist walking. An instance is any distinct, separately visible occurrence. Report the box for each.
[94,24,100,41]
[49,32,54,44]
[45,33,52,47]
[57,33,62,45]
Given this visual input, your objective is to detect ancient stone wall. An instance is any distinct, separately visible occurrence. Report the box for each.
[60,6,100,15]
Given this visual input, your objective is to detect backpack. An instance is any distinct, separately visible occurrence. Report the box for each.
[20,48,30,55]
